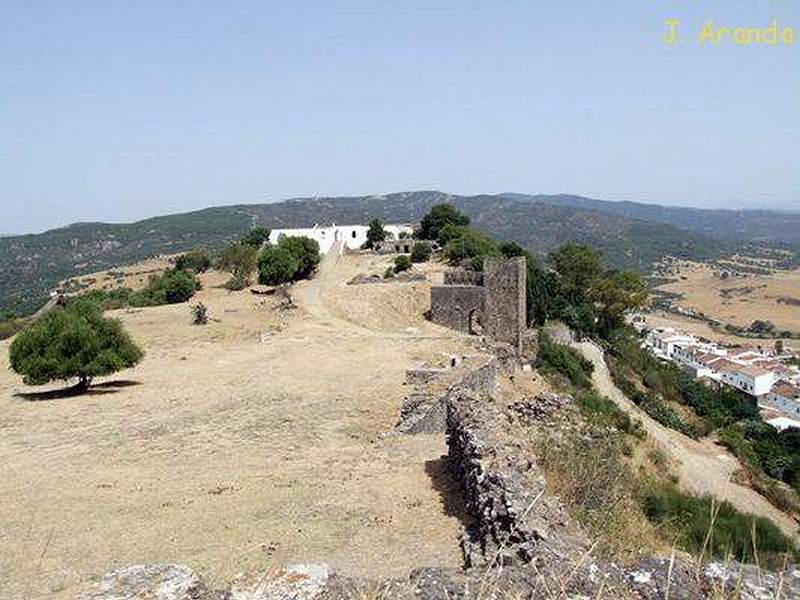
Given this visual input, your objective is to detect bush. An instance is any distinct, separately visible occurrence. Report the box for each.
[175,249,211,273]
[9,300,143,390]
[241,226,271,247]
[258,247,300,285]
[535,333,594,389]
[576,391,644,438]
[127,269,200,306]
[410,242,432,263]
[383,266,395,279]
[393,255,412,273]
[217,241,258,287]
[277,236,320,279]
[643,483,796,566]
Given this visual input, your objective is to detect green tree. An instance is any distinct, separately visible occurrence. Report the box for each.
[410,242,432,263]
[278,236,320,279]
[549,243,603,305]
[364,219,387,249]
[258,247,300,285]
[443,228,499,267]
[9,300,143,391]
[175,249,211,273]
[591,270,648,334]
[217,242,258,287]
[241,226,271,247]
[419,204,470,241]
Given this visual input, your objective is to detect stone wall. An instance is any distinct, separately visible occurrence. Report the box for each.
[483,256,526,352]
[396,354,497,434]
[429,285,485,334]
[443,270,484,286]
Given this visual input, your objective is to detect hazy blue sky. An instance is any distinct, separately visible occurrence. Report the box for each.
[1,2,798,233]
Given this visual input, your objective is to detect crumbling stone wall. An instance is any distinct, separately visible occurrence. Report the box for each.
[396,355,497,434]
[430,258,526,351]
[483,256,526,352]
[443,270,484,286]
[429,285,485,334]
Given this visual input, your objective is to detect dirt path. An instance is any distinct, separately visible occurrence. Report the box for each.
[571,340,798,539]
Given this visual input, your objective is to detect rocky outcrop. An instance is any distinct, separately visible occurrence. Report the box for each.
[79,564,209,599]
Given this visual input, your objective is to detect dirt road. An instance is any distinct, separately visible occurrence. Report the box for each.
[571,340,798,539]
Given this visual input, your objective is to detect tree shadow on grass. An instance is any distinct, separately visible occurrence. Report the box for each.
[425,454,475,529]
[14,379,142,401]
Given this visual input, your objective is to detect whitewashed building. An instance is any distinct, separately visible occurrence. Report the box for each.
[713,359,776,396]
[763,381,800,417]
[268,223,413,255]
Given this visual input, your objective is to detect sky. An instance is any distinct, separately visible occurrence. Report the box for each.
[1,2,798,234]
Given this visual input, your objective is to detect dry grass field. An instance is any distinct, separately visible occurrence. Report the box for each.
[0,251,478,598]
[655,260,800,334]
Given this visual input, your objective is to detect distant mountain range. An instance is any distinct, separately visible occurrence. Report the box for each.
[2,191,798,317]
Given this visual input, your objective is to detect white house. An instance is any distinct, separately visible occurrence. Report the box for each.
[763,381,800,417]
[714,359,776,396]
[643,328,696,360]
[267,223,413,255]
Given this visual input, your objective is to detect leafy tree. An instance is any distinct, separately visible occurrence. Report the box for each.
[443,228,499,267]
[217,242,258,287]
[419,204,470,241]
[549,242,603,305]
[364,219,387,249]
[241,226,271,247]
[591,270,648,334]
[277,236,320,279]
[9,300,143,391]
[258,247,300,285]
[394,255,412,273]
[175,249,211,273]
[410,242,432,263]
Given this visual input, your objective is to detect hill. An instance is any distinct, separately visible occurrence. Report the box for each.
[503,193,800,242]
[2,190,791,317]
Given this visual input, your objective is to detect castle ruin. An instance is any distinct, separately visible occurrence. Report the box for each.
[430,257,526,352]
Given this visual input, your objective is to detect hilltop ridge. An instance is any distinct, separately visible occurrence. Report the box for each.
[2,191,798,317]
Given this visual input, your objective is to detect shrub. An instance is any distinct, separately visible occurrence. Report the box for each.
[643,483,796,566]
[175,249,211,273]
[217,241,258,287]
[241,226,271,247]
[127,269,200,306]
[277,236,320,279]
[576,391,644,438]
[535,333,594,389]
[383,266,395,279]
[9,300,143,390]
[393,255,412,273]
[410,242,432,263]
[258,247,300,285]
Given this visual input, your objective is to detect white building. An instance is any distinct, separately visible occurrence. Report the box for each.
[644,328,696,361]
[713,359,776,396]
[268,223,413,255]
[763,381,800,417]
